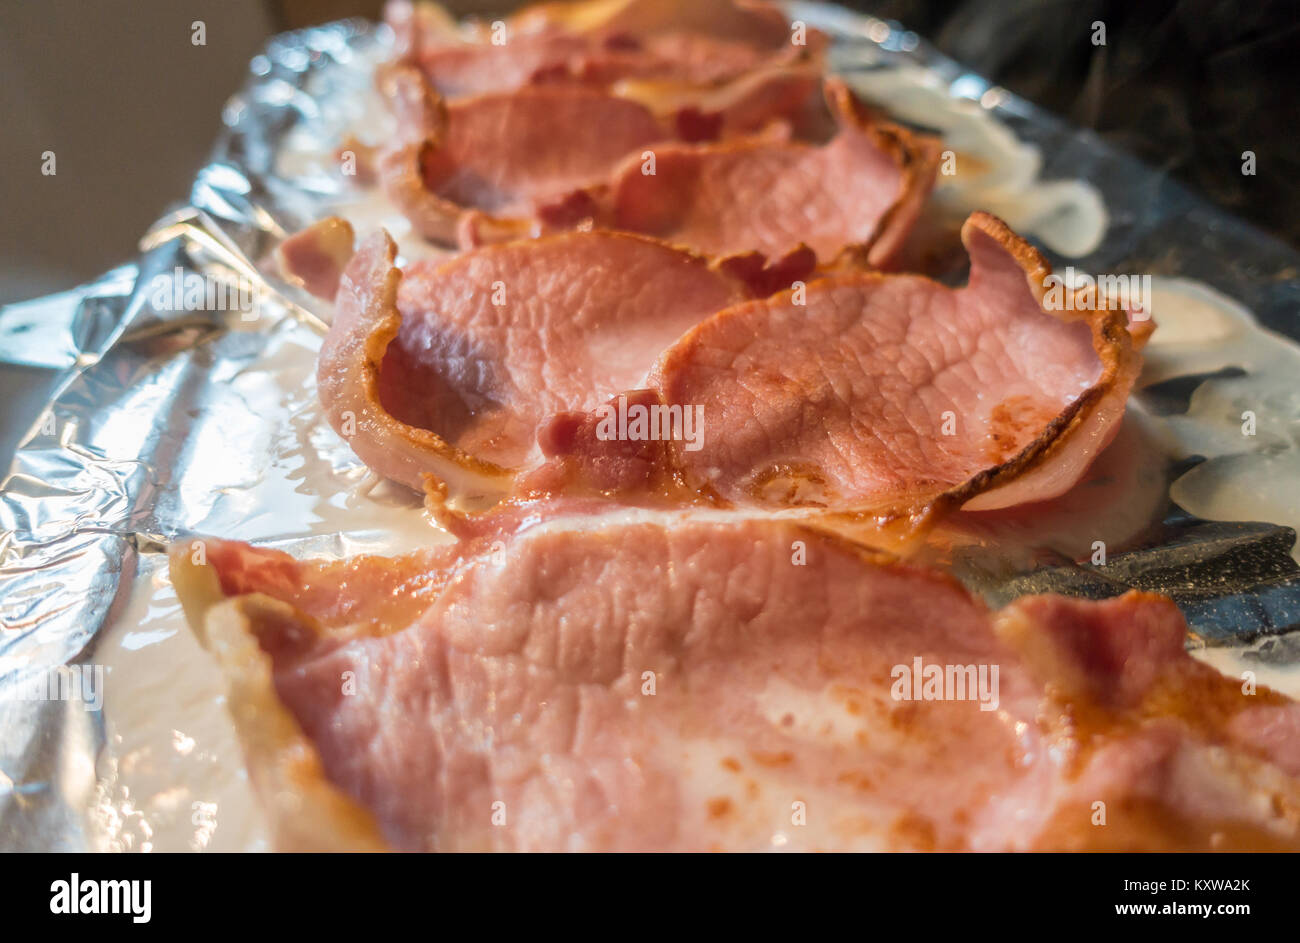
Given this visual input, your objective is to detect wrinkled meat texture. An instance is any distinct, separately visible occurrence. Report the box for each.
[614,63,824,141]
[317,213,1147,526]
[378,65,669,246]
[602,80,939,269]
[451,80,939,269]
[423,90,662,211]
[175,517,1300,851]
[379,67,845,253]
[387,0,818,98]
[316,228,745,499]
[534,212,1149,517]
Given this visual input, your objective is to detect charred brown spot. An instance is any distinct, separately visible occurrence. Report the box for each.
[985,395,1062,463]
[1032,798,1300,852]
[889,811,938,851]
[745,461,835,507]
[836,770,874,792]
[707,797,734,819]
[749,749,794,768]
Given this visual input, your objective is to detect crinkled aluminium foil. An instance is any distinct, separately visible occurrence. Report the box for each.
[1,6,1299,851]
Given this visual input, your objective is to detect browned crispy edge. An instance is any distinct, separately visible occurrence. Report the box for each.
[324,229,518,491]
[165,514,982,851]
[169,545,393,852]
[929,210,1143,516]
[327,227,752,500]
[647,210,1145,541]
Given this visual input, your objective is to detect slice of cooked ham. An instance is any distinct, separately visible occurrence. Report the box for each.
[378,65,670,246]
[316,228,747,502]
[171,514,1300,852]
[277,217,356,299]
[613,62,825,142]
[378,64,835,250]
[318,214,1147,529]
[449,79,939,269]
[511,0,795,50]
[639,211,1152,517]
[595,79,940,270]
[388,0,818,98]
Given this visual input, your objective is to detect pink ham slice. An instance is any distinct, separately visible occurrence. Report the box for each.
[316,227,747,503]
[378,65,671,246]
[452,79,940,269]
[594,79,940,270]
[646,211,1150,517]
[276,217,356,300]
[612,62,825,142]
[512,212,1150,529]
[170,515,1300,852]
[386,0,818,98]
[377,65,834,251]
[317,213,1148,529]
[510,0,796,52]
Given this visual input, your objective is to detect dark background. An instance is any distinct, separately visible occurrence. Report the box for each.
[867,0,1300,253]
[0,0,1296,462]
